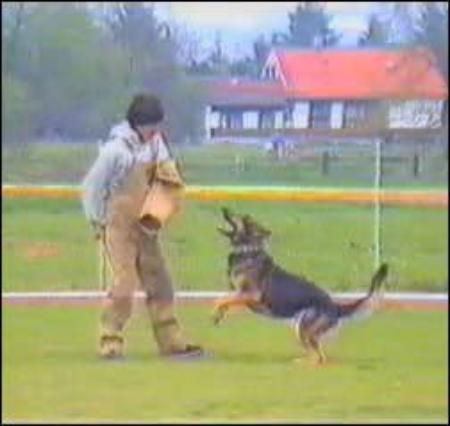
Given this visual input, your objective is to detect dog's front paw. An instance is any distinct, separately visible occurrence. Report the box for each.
[211,305,227,326]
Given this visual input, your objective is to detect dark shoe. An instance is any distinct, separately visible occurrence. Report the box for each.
[164,344,208,361]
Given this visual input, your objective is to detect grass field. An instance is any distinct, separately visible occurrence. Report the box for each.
[2,142,448,189]
[2,143,448,422]
[2,198,448,293]
[2,304,447,423]
[3,140,447,423]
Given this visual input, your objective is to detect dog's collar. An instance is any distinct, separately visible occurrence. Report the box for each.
[232,243,266,255]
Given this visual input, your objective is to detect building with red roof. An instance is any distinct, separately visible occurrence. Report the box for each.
[203,47,447,142]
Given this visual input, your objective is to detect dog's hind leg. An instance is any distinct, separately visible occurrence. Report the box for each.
[308,336,327,364]
[292,312,311,361]
[293,328,311,362]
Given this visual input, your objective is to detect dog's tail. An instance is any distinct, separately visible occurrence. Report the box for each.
[336,262,388,322]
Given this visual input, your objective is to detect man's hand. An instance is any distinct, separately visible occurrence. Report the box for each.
[91,221,105,241]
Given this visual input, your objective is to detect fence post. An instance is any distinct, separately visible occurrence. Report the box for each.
[321,150,330,176]
[374,137,383,271]
[413,151,421,178]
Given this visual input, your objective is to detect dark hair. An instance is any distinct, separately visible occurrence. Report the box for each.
[126,93,164,128]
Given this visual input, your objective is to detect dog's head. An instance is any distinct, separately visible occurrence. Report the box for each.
[218,207,271,250]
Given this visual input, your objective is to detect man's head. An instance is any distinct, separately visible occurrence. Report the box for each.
[218,207,271,251]
[126,93,164,140]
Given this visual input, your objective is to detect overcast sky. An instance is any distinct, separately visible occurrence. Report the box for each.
[154,2,380,58]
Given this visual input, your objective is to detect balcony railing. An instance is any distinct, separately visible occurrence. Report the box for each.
[210,127,445,139]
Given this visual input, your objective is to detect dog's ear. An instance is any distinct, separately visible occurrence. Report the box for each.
[242,215,271,237]
[255,222,271,237]
[222,206,233,220]
[259,225,272,237]
[217,226,233,238]
[241,215,253,232]
[222,207,238,231]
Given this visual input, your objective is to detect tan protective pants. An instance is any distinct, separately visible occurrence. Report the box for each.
[100,222,190,355]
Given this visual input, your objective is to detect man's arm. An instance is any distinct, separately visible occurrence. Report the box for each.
[81,144,121,235]
[153,133,184,187]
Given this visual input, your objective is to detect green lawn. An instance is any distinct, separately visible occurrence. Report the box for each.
[2,142,448,189]
[2,198,448,293]
[2,305,447,422]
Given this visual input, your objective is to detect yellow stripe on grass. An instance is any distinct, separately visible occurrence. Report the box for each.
[2,184,447,207]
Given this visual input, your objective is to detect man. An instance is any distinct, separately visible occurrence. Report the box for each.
[82,93,204,360]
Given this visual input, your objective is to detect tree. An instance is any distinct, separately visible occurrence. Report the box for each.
[207,31,231,75]
[253,34,271,67]
[99,2,206,144]
[414,2,448,135]
[1,73,36,143]
[374,2,448,132]
[2,3,127,141]
[414,2,448,81]
[388,2,418,45]
[286,2,340,48]
[2,2,25,75]
[358,14,389,47]
[2,2,37,143]
[2,2,206,144]
[20,4,129,138]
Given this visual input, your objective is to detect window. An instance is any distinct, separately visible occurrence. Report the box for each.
[283,109,292,128]
[344,101,367,128]
[310,101,331,129]
[270,66,277,80]
[226,111,243,129]
[442,100,448,127]
[263,65,277,80]
[259,110,275,129]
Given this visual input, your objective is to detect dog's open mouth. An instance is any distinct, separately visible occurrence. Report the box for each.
[217,207,239,237]
[217,208,272,246]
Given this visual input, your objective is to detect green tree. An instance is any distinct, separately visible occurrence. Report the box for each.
[2,2,37,143]
[358,14,390,47]
[1,73,36,143]
[414,2,448,81]
[2,2,206,143]
[287,2,340,47]
[229,56,257,78]
[100,2,206,144]
[414,2,448,132]
[253,34,272,72]
[5,3,129,139]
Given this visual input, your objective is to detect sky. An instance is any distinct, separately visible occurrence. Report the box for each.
[153,2,381,59]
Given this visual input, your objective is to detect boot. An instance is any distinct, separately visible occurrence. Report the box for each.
[98,332,125,360]
[147,301,204,358]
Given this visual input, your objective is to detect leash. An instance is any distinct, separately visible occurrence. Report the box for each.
[98,228,108,292]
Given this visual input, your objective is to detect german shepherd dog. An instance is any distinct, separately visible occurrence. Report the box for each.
[213,208,389,364]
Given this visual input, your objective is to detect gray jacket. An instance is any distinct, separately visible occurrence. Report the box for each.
[81,121,172,227]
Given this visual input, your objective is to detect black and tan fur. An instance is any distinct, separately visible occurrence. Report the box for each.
[213,208,389,364]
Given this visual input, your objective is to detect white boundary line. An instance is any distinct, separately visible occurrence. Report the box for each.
[2,291,448,302]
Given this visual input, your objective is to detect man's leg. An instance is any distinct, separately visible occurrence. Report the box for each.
[99,226,140,358]
[137,230,203,356]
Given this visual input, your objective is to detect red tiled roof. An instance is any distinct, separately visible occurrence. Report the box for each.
[204,79,286,105]
[275,47,447,100]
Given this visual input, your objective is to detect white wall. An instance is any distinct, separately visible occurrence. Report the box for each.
[243,111,259,129]
[331,102,344,129]
[205,106,220,133]
[388,100,443,128]
[261,51,281,81]
[292,102,309,128]
[274,111,284,129]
